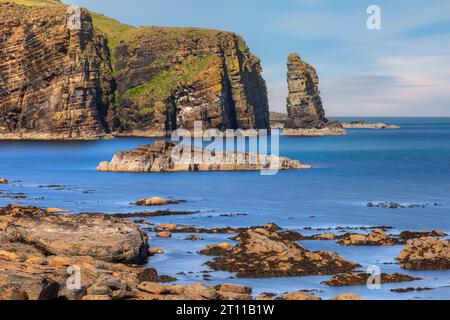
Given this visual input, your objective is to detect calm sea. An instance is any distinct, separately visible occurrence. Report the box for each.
[1,117,450,299]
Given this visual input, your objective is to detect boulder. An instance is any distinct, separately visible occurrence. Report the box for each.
[0,205,149,264]
[0,178,8,184]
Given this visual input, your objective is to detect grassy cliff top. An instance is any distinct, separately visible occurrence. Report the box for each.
[1,0,246,51]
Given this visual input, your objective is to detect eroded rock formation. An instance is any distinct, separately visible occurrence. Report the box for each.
[205,225,360,278]
[0,1,270,139]
[398,237,450,270]
[97,140,311,172]
[283,53,345,136]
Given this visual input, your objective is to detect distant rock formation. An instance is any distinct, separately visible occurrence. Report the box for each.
[341,121,400,129]
[0,1,269,140]
[283,53,345,136]
[97,140,311,172]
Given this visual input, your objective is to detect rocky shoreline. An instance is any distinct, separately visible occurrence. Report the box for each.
[1,202,449,300]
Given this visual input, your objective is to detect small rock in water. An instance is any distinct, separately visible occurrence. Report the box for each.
[149,247,165,255]
[156,231,172,238]
[0,178,8,184]
[46,208,72,214]
[135,197,185,206]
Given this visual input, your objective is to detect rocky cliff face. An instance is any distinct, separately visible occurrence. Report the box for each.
[0,1,115,139]
[0,1,269,139]
[112,28,269,136]
[284,53,344,135]
[285,53,326,129]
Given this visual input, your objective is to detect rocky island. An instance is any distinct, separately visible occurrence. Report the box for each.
[282,53,346,136]
[0,0,269,140]
[341,121,400,129]
[97,140,311,172]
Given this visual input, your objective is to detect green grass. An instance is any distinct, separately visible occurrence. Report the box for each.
[124,54,216,115]
[0,0,63,6]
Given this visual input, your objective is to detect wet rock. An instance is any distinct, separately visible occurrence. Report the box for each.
[0,205,149,264]
[135,197,185,206]
[97,141,311,172]
[199,243,233,256]
[281,292,321,300]
[186,235,203,241]
[390,287,433,293]
[323,272,420,286]
[313,233,337,240]
[338,229,399,246]
[206,226,360,278]
[399,230,447,241]
[156,231,172,239]
[367,201,436,209]
[46,208,72,214]
[156,224,179,231]
[110,210,195,218]
[330,294,363,300]
[149,248,165,255]
[398,237,450,270]
[0,178,8,184]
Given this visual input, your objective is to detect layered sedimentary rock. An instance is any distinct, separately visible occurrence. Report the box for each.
[0,1,115,140]
[283,53,345,136]
[97,140,310,172]
[0,204,149,263]
[0,0,270,139]
[111,27,270,135]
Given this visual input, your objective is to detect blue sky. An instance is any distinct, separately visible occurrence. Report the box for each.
[67,0,450,116]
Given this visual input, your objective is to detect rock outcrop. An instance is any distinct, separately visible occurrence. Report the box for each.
[0,205,149,263]
[97,140,311,172]
[205,225,360,278]
[323,272,420,286]
[342,121,400,129]
[0,1,270,139]
[337,229,399,246]
[398,237,450,270]
[283,53,345,136]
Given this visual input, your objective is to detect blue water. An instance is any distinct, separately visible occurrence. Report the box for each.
[1,117,450,300]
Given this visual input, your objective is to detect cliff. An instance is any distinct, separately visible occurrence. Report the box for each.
[0,0,270,139]
[0,1,115,139]
[283,53,345,136]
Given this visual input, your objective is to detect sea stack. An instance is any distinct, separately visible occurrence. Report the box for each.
[283,53,345,136]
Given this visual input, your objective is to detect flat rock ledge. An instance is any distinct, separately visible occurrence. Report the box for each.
[341,121,400,129]
[398,237,450,270]
[323,272,420,286]
[0,205,149,264]
[205,225,360,278]
[97,140,311,172]
[283,125,346,137]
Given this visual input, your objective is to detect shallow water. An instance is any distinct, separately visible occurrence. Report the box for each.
[1,117,450,300]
